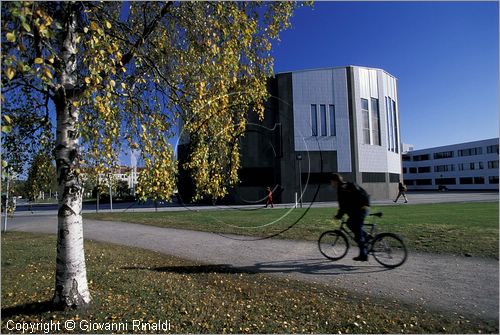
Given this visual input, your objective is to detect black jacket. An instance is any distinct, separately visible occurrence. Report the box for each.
[337,182,369,216]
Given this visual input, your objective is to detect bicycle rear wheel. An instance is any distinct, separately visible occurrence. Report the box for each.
[371,233,408,268]
[318,230,349,261]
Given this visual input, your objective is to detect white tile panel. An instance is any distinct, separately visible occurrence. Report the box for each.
[352,67,401,174]
[292,68,352,172]
[333,69,352,172]
[290,66,401,174]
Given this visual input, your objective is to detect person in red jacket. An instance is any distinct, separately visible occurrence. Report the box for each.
[265,186,274,208]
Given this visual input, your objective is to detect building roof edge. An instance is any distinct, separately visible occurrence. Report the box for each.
[404,137,499,154]
[275,65,398,80]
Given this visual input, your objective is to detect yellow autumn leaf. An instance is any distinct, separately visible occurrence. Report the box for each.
[105,21,112,29]
[39,24,48,37]
[47,55,55,64]
[110,80,116,87]
[34,58,43,64]
[90,21,98,31]
[6,32,16,43]
[5,67,15,80]
[84,77,91,84]
[43,68,53,80]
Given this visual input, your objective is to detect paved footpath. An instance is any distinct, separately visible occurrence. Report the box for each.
[7,214,499,321]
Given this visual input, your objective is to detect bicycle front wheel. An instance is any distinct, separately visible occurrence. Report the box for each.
[371,233,408,268]
[318,230,349,261]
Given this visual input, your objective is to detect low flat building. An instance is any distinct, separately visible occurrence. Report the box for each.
[402,138,499,191]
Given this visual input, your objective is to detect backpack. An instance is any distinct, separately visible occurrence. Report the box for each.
[352,182,370,207]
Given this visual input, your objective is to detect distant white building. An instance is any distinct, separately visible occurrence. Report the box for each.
[83,150,142,197]
[402,138,499,191]
[104,150,141,193]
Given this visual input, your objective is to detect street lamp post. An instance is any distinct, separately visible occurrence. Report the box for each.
[296,154,303,208]
[108,174,113,212]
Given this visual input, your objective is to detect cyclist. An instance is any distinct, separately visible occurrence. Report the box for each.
[330,173,370,262]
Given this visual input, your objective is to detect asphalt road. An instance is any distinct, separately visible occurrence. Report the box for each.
[6,210,499,321]
[12,191,500,216]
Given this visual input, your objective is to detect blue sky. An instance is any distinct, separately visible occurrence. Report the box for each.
[271,1,499,150]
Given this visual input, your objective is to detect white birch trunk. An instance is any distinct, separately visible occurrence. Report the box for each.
[52,4,91,308]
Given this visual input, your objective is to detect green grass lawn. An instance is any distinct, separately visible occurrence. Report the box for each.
[85,202,499,258]
[2,232,498,334]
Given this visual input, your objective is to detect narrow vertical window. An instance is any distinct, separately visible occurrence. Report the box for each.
[392,99,399,153]
[385,97,392,151]
[310,104,318,136]
[320,104,327,136]
[371,98,380,146]
[361,98,370,144]
[386,97,398,152]
[329,104,336,136]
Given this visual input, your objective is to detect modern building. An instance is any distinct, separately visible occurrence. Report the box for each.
[179,65,404,203]
[402,138,499,191]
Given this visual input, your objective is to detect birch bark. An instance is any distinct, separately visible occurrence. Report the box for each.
[52,4,91,308]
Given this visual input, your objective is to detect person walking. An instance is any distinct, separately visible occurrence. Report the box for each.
[330,173,370,262]
[265,186,274,208]
[393,181,408,203]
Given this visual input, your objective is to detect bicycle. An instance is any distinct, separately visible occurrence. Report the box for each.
[318,212,408,268]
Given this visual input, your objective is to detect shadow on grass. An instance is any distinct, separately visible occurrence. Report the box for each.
[1,300,55,318]
[121,264,254,274]
[121,259,389,276]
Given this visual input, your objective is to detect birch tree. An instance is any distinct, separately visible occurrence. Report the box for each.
[25,152,57,201]
[1,1,296,308]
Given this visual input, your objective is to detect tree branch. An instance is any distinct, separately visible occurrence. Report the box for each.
[120,1,173,67]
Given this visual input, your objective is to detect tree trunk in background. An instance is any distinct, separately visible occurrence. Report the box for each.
[52,4,91,308]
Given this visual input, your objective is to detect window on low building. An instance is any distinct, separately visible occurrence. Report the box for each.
[418,166,431,173]
[487,144,499,154]
[488,160,499,169]
[416,179,432,185]
[436,178,456,185]
[489,176,499,184]
[458,147,483,157]
[433,151,454,159]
